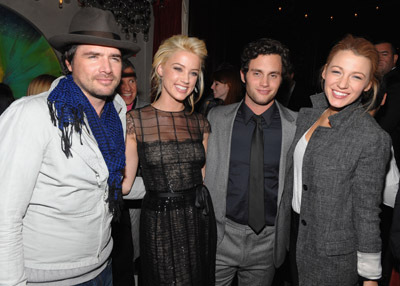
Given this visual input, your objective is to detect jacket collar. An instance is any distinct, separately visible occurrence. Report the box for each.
[239,100,277,126]
[308,92,365,128]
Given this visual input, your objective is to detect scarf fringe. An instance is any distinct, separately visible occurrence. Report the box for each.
[48,100,87,158]
[108,177,124,222]
[47,75,125,221]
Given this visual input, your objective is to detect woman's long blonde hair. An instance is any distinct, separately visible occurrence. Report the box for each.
[151,35,207,113]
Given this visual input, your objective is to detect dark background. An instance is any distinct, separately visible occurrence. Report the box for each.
[189,0,400,110]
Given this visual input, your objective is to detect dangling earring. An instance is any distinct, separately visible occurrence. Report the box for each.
[194,85,198,94]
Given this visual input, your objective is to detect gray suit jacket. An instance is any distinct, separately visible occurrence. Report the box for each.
[204,100,297,267]
[281,93,391,285]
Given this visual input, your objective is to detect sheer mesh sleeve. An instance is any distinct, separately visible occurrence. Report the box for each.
[196,112,211,134]
[126,110,137,135]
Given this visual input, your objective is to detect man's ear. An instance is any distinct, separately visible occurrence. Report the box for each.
[394,54,399,66]
[381,92,388,107]
[240,70,246,84]
[65,59,72,73]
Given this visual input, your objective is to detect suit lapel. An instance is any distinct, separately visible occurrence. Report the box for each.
[205,102,241,221]
[276,102,297,206]
[215,103,241,188]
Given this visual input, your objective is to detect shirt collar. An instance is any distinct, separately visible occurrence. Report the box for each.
[239,100,277,126]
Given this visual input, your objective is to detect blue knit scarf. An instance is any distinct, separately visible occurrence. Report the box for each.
[48,75,125,220]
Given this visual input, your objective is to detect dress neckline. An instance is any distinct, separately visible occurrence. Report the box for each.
[150,104,186,113]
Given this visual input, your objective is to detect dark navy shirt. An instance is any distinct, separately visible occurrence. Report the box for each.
[226,101,282,226]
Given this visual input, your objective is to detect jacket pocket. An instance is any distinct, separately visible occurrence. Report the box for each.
[325,239,356,256]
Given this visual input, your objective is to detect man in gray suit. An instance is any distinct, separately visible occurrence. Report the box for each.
[204,38,297,285]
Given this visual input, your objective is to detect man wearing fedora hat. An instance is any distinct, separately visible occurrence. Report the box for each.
[0,7,140,286]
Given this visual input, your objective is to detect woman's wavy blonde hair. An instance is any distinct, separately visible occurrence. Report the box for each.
[151,35,207,113]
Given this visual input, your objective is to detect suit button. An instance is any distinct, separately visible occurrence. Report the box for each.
[301,219,307,226]
[303,184,308,191]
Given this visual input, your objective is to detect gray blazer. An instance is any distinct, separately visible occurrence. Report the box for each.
[204,100,297,267]
[281,93,391,285]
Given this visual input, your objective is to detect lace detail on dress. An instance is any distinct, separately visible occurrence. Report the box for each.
[127,105,210,141]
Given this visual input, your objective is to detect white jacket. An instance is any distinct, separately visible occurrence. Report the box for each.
[0,77,127,285]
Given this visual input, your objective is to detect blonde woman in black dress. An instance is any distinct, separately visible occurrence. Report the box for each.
[122,35,216,286]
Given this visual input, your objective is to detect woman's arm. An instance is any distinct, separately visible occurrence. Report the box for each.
[122,130,139,195]
[353,130,391,280]
[201,131,209,180]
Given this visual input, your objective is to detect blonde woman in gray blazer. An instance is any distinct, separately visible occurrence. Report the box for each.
[282,35,391,286]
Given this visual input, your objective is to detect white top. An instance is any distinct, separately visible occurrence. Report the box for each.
[123,177,146,200]
[292,132,308,214]
[383,147,399,208]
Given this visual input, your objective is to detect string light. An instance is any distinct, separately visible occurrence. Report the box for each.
[293,1,385,23]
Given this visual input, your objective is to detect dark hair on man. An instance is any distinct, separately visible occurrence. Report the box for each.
[374,39,397,55]
[240,38,292,81]
[61,45,78,74]
[0,83,14,115]
[122,59,136,78]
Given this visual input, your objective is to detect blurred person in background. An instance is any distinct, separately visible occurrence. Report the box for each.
[26,74,57,96]
[0,82,14,115]
[199,63,243,116]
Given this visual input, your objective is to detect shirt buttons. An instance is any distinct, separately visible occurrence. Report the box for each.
[303,184,308,191]
[301,219,307,226]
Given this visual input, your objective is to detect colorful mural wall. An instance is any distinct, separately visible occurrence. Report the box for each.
[0,4,62,99]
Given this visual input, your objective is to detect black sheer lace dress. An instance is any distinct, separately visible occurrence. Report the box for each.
[126,105,217,286]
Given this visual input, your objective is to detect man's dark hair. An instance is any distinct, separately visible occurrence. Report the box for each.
[122,59,136,78]
[61,45,78,75]
[240,38,292,81]
[374,39,397,55]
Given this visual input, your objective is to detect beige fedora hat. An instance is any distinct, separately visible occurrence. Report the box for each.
[49,7,140,57]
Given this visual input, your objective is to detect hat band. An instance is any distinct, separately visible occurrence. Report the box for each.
[71,30,121,40]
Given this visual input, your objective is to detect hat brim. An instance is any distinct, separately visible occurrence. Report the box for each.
[49,34,141,58]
